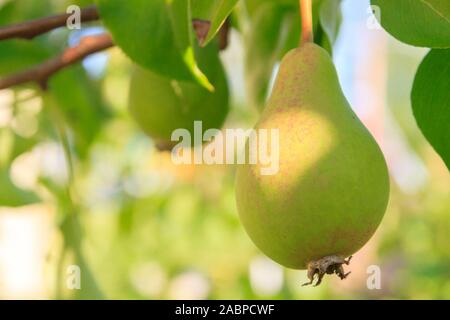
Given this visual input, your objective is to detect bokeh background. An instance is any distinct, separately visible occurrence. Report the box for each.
[0,0,449,299]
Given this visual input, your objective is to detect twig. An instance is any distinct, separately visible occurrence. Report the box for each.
[192,19,211,46]
[0,5,99,41]
[218,18,231,50]
[192,18,230,50]
[0,33,114,90]
[0,5,232,91]
[300,0,314,45]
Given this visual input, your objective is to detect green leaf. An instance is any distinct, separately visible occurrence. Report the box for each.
[10,134,38,161]
[60,214,104,299]
[0,40,50,76]
[244,0,342,111]
[244,2,290,111]
[411,49,450,170]
[0,170,39,207]
[319,0,342,45]
[278,10,301,57]
[1,131,39,166]
[171,0,213,90]
[371,0,450,48]
[243,0,295,17]
[97,0,212,89]
[46,66,110,158]
[279,0,340,57]
[0,0,53,24]
[192,0,240,46]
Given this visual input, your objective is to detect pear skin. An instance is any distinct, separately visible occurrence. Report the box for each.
[235,43,390,272]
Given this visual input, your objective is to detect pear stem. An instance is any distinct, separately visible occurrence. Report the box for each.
[300,0,314,45]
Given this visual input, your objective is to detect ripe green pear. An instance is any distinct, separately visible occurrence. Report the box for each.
[235,43,390,269]
[128,44,229,148]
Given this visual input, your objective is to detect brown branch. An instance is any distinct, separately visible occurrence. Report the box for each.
[0,6,232,91]
[0,5,100,41]
[0,33,114,91]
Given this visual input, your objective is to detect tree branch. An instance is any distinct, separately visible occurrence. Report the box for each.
[0,5,232,91]
[0,5,100,41]
[0,33,114,91]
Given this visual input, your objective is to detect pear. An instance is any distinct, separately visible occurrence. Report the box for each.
[235,43,390,284]
[128,44,229,149]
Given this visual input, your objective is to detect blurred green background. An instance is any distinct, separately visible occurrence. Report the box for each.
[0,0,449,299]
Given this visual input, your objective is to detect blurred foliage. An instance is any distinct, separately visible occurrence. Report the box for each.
[371,0,450,48]
[411,49,450,170]
[97,0,213,89]
[243,0,342,110]
[0,0,448,300]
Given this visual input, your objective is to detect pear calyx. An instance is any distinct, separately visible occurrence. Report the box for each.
[302,255,353,287]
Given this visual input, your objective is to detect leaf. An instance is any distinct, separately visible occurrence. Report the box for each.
[245,0,342,111]
[244,2,290,111]
[411,49,450,170]
[8,133,39,165]
[60,214,104,299]
[319,0,342,45]
[0,170,39,207]
[97,0,212,89]
[0,0,53,24]
[243,0,294,17]
[0,106,40,168]
[171,0,214,90]
[371,0,450,48]
[279,0,340,57]
[278,10,301,57]
[46,66,110,158]
[192,0,239,46]
[0,40,50,76]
